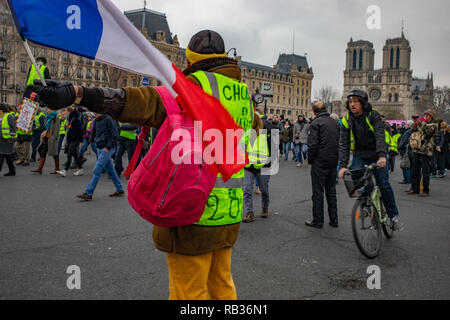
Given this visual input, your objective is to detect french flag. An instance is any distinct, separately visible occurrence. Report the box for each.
[7,0,246,181]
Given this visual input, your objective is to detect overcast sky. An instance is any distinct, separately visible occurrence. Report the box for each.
[112,0,450,98]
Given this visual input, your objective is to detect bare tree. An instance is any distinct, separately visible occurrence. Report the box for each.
[314,85,338,112]
[433,86,450,122]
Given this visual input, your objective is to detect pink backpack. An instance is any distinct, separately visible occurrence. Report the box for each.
[126,86,216,227]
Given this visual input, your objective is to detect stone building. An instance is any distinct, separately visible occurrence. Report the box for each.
[239,54,314,119]
[0,2,313,119]
[343,32,433,119]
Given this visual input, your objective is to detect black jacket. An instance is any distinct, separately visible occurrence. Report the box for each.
[66,110,83,143]
[339,104,386,168]
[307,111,339,168]
[90,115,119,150]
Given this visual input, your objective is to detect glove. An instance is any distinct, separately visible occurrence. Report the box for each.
[24,80,76,110]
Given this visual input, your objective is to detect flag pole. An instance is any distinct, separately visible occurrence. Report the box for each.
[4,0,47,87]
[21,38,47,86]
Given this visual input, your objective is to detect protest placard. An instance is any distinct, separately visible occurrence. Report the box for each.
[16,98,38,133]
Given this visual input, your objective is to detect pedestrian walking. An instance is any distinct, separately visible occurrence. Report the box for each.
[305,102,339,228]
[436,121,448,177]
[76,113,123,200]
[30,108,46,162]
[281,119,293,161]
[79,113,96,161]
[299,117,310,166]
[293,114,307,167]
[408,109,438,196]
[31,107,61,174]
[114,122,138,176]
[26,29,262,300]
[398,120,414,185]
[57,107,84,176]
[0,103,17,176]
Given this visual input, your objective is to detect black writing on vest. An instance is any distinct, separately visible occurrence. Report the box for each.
[223,84,249,101]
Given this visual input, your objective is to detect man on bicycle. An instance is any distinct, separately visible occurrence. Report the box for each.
[338,89,402,230]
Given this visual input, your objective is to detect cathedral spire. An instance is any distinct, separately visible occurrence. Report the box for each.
[401,19,405,38]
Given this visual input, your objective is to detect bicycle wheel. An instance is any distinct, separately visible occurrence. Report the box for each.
[351,200,382,259]
[381,202,394,239]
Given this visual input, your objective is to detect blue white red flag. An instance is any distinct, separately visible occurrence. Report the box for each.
[7,0,246,181]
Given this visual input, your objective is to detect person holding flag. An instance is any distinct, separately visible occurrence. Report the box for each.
[24,29,263,300]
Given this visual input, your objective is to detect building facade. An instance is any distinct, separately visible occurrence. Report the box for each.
[0,2,313,119]
[343,32,433,119]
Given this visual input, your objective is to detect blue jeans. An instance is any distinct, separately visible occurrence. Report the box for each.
[85,147,123,196]
[243,169,270,213]
[350,156,399,218]
[301,144,308,162]
[79,138,90,158]
[283,142,292,160]
[294,143,302,163]
[402,168,411,183]
[57,134,65,155]
[114,139,137,175]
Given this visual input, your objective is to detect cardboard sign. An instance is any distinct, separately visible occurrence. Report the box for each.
[16,98,39,133]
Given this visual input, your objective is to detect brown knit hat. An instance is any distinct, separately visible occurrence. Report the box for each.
[185,30,227,64]
[424,108,436,119]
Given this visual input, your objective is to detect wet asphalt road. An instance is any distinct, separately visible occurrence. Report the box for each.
[0,153,449,299]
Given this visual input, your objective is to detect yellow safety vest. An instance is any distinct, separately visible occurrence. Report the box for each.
[59,119,67,135]
[191,70,253,226]
[245,133,269,169]
[27,64,47,86]
[34,112,45,130]
[119,122,137,140]
[1,113,17,139]
[341,111,392,151]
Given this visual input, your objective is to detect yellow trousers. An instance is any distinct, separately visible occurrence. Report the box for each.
[166,247,237,300]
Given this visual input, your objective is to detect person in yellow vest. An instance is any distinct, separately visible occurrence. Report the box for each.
[26,57,50,87]
[0,103,17,176]
[57,109,68,155]
[14,104,32,166]
[243,100,271,223]
[26,30,263,300]
[114,122,138,176]
[388,126,401,173]
[30,107,47,162]
[338,89,402,230]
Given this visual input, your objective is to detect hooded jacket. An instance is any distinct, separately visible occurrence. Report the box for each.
[339,98,386,169]
[66,109,83,144]
[78,57,263,256]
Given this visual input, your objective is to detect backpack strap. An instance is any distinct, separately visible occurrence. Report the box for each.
[123,126,150,179]
[154,86,182,116]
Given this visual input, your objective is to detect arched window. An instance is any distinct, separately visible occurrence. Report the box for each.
[390,48,394,68]
[394,93,398,102]
[352,49,357,70]
[388,93,392,102]
[359,49,363,70]
[396,48,400,69]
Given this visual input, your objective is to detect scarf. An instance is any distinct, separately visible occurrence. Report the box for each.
[45,112,58,130]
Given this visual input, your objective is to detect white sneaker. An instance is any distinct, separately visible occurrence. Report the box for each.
[56,169,67,177]
[73,169,84,176]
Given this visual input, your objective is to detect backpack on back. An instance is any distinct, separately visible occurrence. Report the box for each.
[126,86,216,227]
[409,129,423,150]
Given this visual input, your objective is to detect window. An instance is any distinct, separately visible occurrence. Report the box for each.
[51,50,56,60]
[1,93,7,103]
[122,79,127,87]
[77,68,83,79]
[2,27,7,36]
[86,69,92,79]
[102,70,107,81]
[21,61,27,73]
[388,93,392,102]
[1,75,7,88]
[396,48,400,69]
[63,66,69,77]
[288,110,291,116]
[352,49,357,70]
[359,49,363,70]
[390,48,394,68]
[95,70,100,80]
[63,52,69,61]
[394,93,398,102]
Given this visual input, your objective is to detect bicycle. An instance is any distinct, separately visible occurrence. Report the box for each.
[343,164,394,259]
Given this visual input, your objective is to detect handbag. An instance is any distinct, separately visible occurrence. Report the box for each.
[400,145,411,169]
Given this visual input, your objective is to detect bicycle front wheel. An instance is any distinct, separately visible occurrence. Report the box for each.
[351,200,382,259]
[381,201,394,239]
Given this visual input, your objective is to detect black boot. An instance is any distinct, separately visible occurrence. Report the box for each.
[4,171,16,176]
